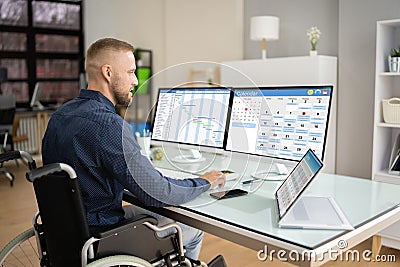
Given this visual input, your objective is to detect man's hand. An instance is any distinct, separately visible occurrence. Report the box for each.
[199,171,226,189]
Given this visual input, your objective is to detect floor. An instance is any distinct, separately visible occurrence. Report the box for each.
[1,160,400,266]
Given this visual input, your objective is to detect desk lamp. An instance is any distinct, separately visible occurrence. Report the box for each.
[250,16,279,59]
[0,68,7,94]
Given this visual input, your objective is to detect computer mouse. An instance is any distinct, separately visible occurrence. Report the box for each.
[220,170,240,181]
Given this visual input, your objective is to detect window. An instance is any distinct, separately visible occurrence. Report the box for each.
[0,0,83,107]
[0,0,28,26]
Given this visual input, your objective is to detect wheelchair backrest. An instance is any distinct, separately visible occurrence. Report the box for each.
[30,167,90,267]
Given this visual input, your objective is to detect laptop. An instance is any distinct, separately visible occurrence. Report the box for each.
[275,149,354,230]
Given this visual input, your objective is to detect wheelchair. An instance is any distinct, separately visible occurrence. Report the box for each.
[0,151,226,267]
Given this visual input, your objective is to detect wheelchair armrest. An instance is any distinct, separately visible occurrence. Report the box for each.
[94,214,158,239]
[26,163,76,182]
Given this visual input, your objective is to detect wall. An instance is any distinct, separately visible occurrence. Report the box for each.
[83,0,243,92]
[337,0,400,178]
[164,0,243,65]
[243,0,400,179]
[244,0,339,59]
[83,0,166,78]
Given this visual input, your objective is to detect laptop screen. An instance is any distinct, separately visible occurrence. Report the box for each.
[275,149,323,218]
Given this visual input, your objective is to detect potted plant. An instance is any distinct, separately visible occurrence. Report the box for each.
[306,26,321,56]
[389,47,400,72]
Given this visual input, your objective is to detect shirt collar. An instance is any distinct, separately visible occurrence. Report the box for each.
[78,89,115,111]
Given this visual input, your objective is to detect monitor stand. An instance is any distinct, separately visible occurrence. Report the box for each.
[251,163,289,181]
[31,101,45,110]
[171,149,206,163]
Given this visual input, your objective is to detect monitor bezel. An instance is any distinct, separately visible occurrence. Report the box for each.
[226,85,334,162]
[150,86,233,152]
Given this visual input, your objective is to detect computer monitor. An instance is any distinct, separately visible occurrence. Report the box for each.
[151,87,232,163]
[226,85,333,162]
[30,82,44,110]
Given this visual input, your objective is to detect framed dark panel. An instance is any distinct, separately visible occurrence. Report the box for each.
[0,32,27,51]
[0,0,28,26]
[0,0,83,106]
[32,1,80,30]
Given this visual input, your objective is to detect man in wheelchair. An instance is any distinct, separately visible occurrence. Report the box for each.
[40,38,227,266]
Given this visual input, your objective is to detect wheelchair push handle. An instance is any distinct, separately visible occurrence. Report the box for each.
[26,163,77,182]
[0,150,36,170]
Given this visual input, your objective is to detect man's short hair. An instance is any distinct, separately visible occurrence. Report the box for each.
[86,38,134,59]
[85,38,134,71]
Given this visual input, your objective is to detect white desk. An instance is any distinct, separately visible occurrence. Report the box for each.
[123,149,400,266]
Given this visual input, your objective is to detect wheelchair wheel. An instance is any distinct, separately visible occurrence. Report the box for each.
[0,228,39,266]
[87,254,153,267]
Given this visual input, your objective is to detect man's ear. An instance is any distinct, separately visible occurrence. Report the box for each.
[101,64,112,82]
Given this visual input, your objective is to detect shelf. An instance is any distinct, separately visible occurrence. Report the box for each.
[374,171,400,184]
[372,18,400,250]
[377,122,400,128]
[380,72,400,76]
[131,49,152,134]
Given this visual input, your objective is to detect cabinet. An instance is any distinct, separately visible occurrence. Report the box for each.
[124,49,153,135]
[221,56,337,173]
[0,0,84,107]
[372,19,400,250]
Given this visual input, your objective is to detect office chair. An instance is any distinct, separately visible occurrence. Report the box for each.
[0,95,17,186]
[0,152,226,267]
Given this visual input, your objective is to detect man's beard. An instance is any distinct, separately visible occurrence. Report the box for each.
[111,76,131,107]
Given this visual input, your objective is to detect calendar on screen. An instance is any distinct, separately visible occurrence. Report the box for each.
[226,86,333,161]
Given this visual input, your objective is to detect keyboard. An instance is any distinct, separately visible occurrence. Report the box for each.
[155,167,199,180]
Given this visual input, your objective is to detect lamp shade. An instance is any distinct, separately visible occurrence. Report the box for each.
[250,16,279,41]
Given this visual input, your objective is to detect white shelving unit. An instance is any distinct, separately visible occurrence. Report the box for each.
[372,19,400,250]
[221,56,337,174]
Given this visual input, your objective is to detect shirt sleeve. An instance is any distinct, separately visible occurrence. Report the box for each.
[99,119,210,207]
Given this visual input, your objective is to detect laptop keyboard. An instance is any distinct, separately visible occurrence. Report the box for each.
[155,167,199,180]
[292,200,310,221]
